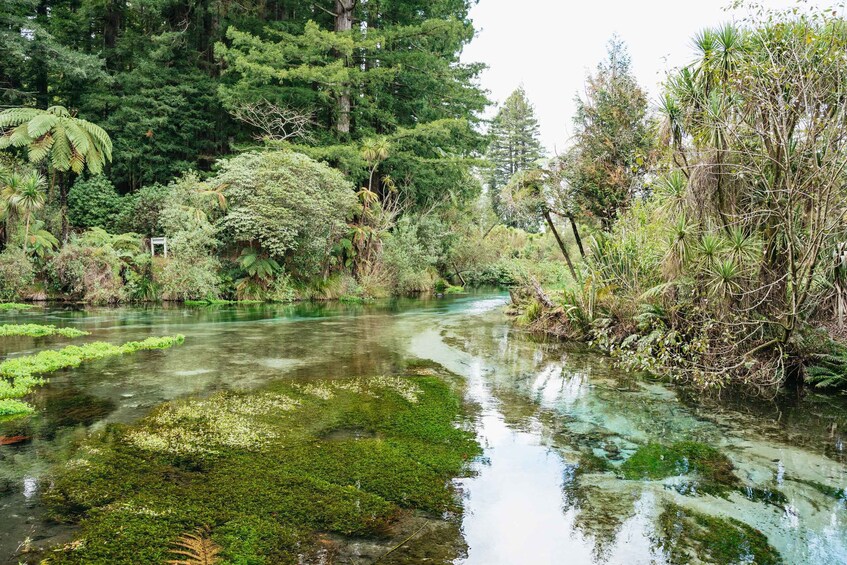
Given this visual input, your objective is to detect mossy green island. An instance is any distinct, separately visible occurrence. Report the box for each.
[0,324,88,338]
[0,336,185,416]
[43,367,480,564]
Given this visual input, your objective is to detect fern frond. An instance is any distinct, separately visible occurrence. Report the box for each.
[46,105,71,118]
[50,123,72,171]
[28,134,54,163]
[76,119,113,157]
[64,120,92,157]
[0,108,40,129]
[27,113,59,138]
[9,123,33,147]
[69,149,86,175]
[166,529,222,565]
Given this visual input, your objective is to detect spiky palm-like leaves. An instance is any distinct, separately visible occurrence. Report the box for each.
[1,171,46,253]
[664,215,697,277]
[708,258,742,304]
[697,233,724,269]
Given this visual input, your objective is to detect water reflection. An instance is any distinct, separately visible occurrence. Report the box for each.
[0,294,846,564]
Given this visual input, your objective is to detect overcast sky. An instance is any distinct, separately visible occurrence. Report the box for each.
[461,0,843,153]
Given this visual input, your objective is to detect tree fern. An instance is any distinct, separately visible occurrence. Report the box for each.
[0,106,112,174]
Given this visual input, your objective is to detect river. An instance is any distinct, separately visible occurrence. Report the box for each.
[1,293,845,563]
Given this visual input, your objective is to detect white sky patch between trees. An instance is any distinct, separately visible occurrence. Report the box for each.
[462,0,845,153]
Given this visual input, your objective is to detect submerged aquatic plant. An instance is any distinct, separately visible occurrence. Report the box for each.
[620,441,735,486]
[0,323,88,338]
[127,392,298,456]
[44,369,480,564]
[0,302,33,310]
[0,335,184,416]
[656,502,781,565]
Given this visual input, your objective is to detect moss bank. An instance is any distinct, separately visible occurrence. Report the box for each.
[620,441,736,486]
[42,367,480,564]
[0,335,184,416]
[0,323,89,338]
[656,502,782,564]
[0,302,34,310]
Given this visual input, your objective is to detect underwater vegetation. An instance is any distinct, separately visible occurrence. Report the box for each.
[42,367,480,564]
[183,299,263,306]
[0,335,184,416]
[656,502,782,564]
[0,323,89,338]
[620,441,735,485]
[0,303,35,310]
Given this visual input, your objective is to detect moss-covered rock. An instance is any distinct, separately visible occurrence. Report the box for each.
[656,503,782,564]
[620,441,736,486]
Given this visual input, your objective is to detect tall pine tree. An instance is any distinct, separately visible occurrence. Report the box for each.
[564,38,654,229]
[486,86,544,222]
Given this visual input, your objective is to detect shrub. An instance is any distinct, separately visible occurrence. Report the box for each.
[0,248,35,300]
[154,174,222,301]
[217,150,356,278]
[381,218,437,294]
[68,176,123,231]
[48,241,125,304]
[115,183,171,236]
[157,256,220,301]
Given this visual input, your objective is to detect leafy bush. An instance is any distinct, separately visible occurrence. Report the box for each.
[115,183,170,236]
[68,176,123,231]
[218,150,356,278]
[49,241,126,304]
[155,174,222,301]
[381,218,437,294]
[0,248,35,300]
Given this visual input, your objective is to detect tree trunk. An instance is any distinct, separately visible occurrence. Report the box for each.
[334,0,355,136]
[59,172,69,242]
[544,209,577,280]
[568,215,585,257]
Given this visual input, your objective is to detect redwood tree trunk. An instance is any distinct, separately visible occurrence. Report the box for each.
[334,0,355,135]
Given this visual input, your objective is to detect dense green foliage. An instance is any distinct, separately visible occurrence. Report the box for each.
[219,150,356,278]
[43,365,479,563]
[487,87,544,224]
[68,176,123,231]
[656,503,781,565]
[563,38,654,229]
[515,5,847,392]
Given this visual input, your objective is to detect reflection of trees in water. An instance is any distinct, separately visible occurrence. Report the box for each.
[562,466,641,562]
[678,388,847,465]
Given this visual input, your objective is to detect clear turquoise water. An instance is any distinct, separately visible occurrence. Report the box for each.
[0,294,845,564]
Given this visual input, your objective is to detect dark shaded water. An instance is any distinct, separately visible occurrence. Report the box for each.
[1,294,845,563]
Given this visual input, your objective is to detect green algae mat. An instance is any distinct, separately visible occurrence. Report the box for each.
[42,364,480,564]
